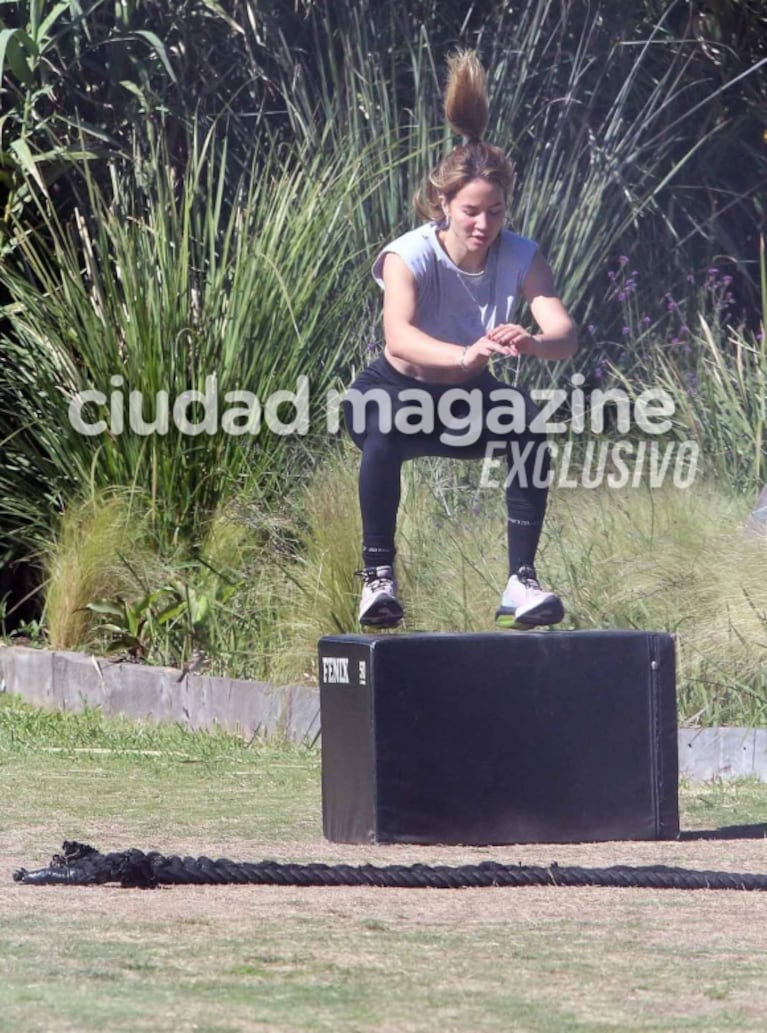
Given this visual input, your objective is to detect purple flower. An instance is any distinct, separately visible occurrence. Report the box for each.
[618,291,627,302]
[722,275,733,286]
[667,300,678,311]
[686,273,696,283]
[622,326,630,336]
[707,267,719,277]
[640,315,651,326]
[608,270,616,281]
[679,325,690,336]
[587,324,596,334]
[618,255,629,267]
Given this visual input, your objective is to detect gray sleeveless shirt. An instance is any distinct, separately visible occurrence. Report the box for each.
[372,223,538,348]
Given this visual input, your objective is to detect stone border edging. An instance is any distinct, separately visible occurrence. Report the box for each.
[0,645,319,744]
[677,727,767,782]
[2,645,767,780]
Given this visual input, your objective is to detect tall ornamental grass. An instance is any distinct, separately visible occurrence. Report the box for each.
[43,490,159,650]
[2,0,765,691]
[255,1,766,340]
[603,239,767,494]
[645,319,766,493]
[3,1,765,557]
[479,2,765,374]
[0,130,374,555]
[228,450,766,726]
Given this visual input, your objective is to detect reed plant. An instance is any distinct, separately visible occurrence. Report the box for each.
[603,239,767,494]
[647,319,765,492]
[221,447,766,724]
[256,1,766,340]
[0,129,373,557]
[481,6,765,389]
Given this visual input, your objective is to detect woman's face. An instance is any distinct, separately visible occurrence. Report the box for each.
[442,178,506,258]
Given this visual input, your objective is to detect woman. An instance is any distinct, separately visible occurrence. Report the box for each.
[344,50,577,629]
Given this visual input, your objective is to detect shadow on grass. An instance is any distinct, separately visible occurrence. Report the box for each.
[679,823,767,841]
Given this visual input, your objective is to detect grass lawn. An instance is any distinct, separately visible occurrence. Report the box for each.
[2,695,767,1033]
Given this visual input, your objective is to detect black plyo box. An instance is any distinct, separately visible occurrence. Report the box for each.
[319,631,679,845]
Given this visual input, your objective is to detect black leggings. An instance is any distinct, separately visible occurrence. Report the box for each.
[344,355,550,575]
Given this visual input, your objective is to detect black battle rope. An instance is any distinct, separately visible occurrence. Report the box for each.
[12,841,767,891]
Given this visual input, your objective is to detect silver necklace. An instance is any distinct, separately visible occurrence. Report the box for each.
[455,248,521,387]
[454,250,497,316]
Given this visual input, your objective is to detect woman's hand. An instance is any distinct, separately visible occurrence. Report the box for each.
[461,334,513,372]
[486,323,539,356]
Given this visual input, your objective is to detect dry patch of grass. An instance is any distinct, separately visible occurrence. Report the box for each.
[4,855,767,1033]
[2,708,767,1033]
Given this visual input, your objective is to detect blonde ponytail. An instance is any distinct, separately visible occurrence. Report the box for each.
[444,50,489,143]
[413,50,515,222]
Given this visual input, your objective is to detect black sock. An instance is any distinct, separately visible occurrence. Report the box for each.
[506,517,543,577]
[362,541,395,570]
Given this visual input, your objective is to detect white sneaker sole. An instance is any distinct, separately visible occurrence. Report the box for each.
[360,597,404,628]
[495,596,564,629]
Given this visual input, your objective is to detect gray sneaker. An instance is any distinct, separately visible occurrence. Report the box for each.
[356,566,403,628]
[495,565,564,629]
